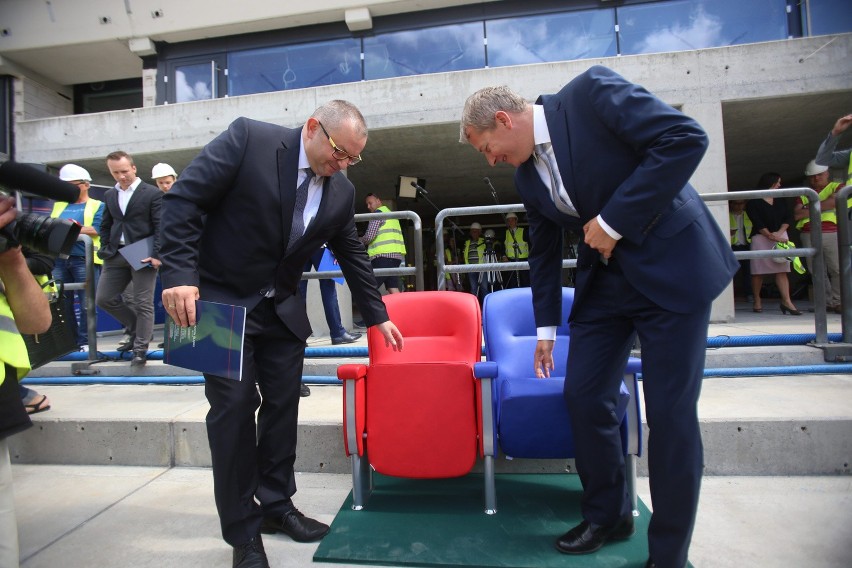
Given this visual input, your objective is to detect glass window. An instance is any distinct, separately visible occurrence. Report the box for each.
[175,62,216,103]
[618,0,788,55]
[806,0,852,35]
[364,22,485,80]
[487,9,616,67]
[228,38,361,96]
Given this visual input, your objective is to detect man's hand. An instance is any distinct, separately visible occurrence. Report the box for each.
[534,339,555,378]
[163,285,200,327]
[374,320,404,352]
[832,114,852,136]
[583,217,617,260]
[142,257,162,269]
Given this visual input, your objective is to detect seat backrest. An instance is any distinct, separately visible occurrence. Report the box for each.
[482,287,573,379]
[369,291,482,365]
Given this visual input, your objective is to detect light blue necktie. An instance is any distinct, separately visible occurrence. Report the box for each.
[535,143,578,217]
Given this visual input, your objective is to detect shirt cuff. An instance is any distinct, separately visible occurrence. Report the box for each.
[537,326,557,341]
[597,215,622,240]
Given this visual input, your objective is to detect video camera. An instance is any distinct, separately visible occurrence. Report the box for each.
[0,159,82,256]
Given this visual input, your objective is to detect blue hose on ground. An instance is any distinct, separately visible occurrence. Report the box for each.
[706,333,842,348]
[22,365,852,386]
[21,375,341,386]
[56,332,847,363]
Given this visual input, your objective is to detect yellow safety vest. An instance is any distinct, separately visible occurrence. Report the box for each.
[796,182,844,230]
[0,290,31,383]
[503,227,529,259]
[51,199,104,264]
[366,205,406,257]
[463,238,486,264]
[729,212,752,245]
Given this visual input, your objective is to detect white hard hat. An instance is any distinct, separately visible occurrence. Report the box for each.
[470,222,482,230]
[151,163,177,179]
[804,160,828,176]
[506,212,518,220]
[58,163,91,182]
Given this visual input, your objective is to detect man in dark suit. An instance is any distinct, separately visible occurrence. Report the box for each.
[159,101,404,568]
[460,66,739,568]
[96,150,162,366]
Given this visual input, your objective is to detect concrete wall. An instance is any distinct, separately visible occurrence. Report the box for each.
[14,35,852,165]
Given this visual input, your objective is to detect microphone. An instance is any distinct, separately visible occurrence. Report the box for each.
[0,161,81,203]
[410,180,428,195]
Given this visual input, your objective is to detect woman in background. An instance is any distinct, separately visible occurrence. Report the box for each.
[746,172,801,315]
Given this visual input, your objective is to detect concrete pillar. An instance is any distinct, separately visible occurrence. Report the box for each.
[683,100,736,323]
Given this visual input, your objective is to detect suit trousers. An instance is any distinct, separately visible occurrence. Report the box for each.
[299,248,346,339]
[565,261,710,568]
[95,255,157,351]
[204,297,306,546]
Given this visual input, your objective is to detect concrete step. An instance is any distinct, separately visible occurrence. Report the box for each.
[10,375,852,476]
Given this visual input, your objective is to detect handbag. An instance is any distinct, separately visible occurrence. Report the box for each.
[22,279,79,369]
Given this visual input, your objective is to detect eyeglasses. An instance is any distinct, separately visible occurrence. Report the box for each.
[317,121,362,166]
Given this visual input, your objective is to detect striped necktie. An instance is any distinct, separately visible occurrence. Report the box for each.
[535,143,578,217]
[286,168,314,253]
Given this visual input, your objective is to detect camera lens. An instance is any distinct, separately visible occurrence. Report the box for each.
[12,213,81,256]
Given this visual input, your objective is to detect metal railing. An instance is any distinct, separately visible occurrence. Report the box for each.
[300,210,424,291]
[435,188,847,350]
[435,203,576,289]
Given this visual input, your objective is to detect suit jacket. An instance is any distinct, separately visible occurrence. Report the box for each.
[98,181,162,260]
[159,117,387,340]
[516,66,739,324]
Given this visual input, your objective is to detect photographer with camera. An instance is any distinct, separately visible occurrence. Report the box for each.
[0,194,52,568]
[462,222,486,301]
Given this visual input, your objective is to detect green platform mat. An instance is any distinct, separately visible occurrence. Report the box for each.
[314,473,654,568]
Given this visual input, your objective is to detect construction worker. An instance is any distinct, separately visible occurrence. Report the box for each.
[728,198,752,301]
[462,222,486,299]
[151,163,178,192]
[794,160,845,313]
[360,194,406,294]
[501,212,530,288]
[51,164,105,350]
[815,114,852,187]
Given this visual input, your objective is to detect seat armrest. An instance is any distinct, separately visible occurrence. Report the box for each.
[474,361,498,379]
[338,364,368,381]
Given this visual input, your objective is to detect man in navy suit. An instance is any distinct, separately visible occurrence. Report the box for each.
[97,150,162,366]
[159,101,403,568]
[461,66,738,568]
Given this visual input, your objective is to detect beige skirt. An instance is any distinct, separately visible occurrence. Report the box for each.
[750,233,790,275]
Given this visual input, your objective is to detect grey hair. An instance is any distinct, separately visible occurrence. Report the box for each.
[459,86,528,143]
[312,100,368,138]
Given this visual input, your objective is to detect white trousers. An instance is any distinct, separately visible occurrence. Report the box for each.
[0,438,19,568]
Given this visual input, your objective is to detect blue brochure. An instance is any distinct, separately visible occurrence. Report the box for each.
[118,236,155,270]
[317,247,345,285]
[163,300,246,381]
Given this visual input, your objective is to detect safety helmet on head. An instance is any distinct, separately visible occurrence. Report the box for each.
[506,212,518,220]
[151,163,177,179]
[470,222,482,230]
[804,160,828,177]
[59,164,92,182]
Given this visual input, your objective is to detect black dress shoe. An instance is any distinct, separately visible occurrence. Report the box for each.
[555,514,634,554]
[645,560,657,568]
[116,334,135,352]
[260,507,330,542]
[331,331,362,345]
[233,535,269,568]
[300,384,311,397]
[130,351,147,366]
